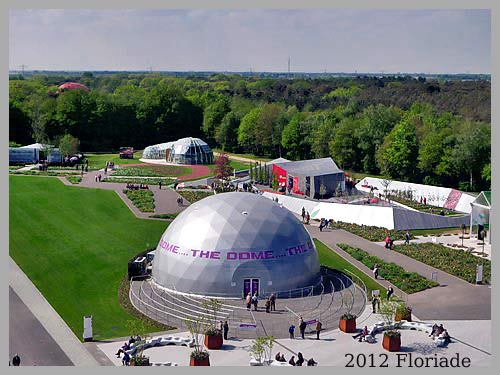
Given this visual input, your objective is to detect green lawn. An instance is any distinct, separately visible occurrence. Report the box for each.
[9,175,168,340]
[314,239,386,299]
[84,151,144,170]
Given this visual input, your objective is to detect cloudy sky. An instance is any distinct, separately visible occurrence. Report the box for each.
[9,9,490,73]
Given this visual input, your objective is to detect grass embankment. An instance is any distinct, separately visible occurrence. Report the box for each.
[84,151,143,170]
[212,149,273,162]
[337,243,439,294]
[123,189,155,212]
[114,165,191,177]
[395,243,491,284]
[9,175,168,339]
[314,239,386,299]
[177,190,214,203]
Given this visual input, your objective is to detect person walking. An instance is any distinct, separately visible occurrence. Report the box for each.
[158,180,162,190]
[252,292,258,311]
[265,298,271,313]
[223,321,229,340]
[299,317,307,339]
[405,230,410,245]
[316,320,322,340]
[387,285,394,300]
[372,296,377,313]
[246,292,251,310]
[301,207,306,223]
[270,293,276,311]
[319,219,324,232]
[306,211,310,225]
[288,324,295,339]
[373,264,379,279]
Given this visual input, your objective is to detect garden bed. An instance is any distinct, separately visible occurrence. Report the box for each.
[337,243,439,294]
[328,221,414,242]
[177,190,214,203]
[113,165,191,177]
[124,189,155,212]
[66,176,82,184]
[394,242,490,284]
[103,176,175,185]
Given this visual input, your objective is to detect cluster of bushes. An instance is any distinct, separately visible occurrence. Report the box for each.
[177,190,214,203]
[395,242,490,284]
[149,213,179,220]
[388,195,458,216]
[328,221,414,242]
[337,243,439,294]
[123,189,155,212]
[65,176,82,184]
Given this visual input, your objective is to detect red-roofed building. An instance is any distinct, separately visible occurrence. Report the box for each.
[57,82,90,93]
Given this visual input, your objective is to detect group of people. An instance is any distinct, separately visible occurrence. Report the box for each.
[264,293,277,313]
[115,335,142,366]
[429,324,452,345]
[245,292,277,312]
[38,162,49,171]
[126,183,149,190]
[94,174,103,182]
[176,196,184,206]
[319,218,332,232]
[385,230,411,249]
[75,163,89,173]
[289,317,322,340]
[217,320,230,340]
[353,326,371,342]
[275,352,317,366]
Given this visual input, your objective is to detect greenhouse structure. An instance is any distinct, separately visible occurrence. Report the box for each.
[142,137,214,165]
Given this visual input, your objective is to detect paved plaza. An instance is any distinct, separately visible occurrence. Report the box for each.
[96,306,491,367]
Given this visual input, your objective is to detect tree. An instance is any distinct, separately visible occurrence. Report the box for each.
[376,116,419,181]
[329,117,362,170]
[319,181,327,200]
[215,111,240,152]
[203,94,231,145]
[214,153,233,181]
[238,107,262,153]
[281,112,312,160]
[58,134,80,156]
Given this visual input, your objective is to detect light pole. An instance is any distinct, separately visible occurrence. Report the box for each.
[481,230,486,257]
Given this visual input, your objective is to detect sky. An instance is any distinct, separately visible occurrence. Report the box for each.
[9,9,491,73]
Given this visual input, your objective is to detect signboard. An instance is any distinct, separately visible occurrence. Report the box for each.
[239,323,257,331]
[83,315,93,341]
[372,290,380,297]
[476,264,483,284]
[431,272,438,282]
[305,319,317,326]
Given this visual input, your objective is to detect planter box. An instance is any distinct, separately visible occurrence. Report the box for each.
[190,357,210,366]
[395,311,412,322]
[382,334,401,352]
[339,318,357,333]
[204,334,223,349]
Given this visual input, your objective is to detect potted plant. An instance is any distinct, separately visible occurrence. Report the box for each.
[202,299,224,349]
[249,336,274,366]
[126,320,151,366]
[185,319,210,366]
[339,312,357,333]
[395,303,412,322]
[379,300,402,352]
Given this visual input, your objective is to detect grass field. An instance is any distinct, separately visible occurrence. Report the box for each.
[314,239,386,299]
[84,151,143,170]
[9,175,168,340]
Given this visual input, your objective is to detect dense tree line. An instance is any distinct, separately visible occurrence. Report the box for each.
[9,73,490,190]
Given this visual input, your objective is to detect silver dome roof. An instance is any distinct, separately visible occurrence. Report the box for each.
[152,192,321,297]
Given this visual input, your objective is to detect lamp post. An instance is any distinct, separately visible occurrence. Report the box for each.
[461,224,466,247]
[481,230,486,257]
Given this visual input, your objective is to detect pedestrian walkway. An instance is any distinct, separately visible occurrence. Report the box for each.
[58,169,188,219]
[307,225,491,320]
[9,257,99,366]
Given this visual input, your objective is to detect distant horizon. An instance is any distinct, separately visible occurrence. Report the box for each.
[9,9,490,74]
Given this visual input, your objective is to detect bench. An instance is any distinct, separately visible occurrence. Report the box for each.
[125,335,194,356]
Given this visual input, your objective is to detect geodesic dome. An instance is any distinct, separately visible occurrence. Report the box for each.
[152,192,321,298]
[143,137,213,165]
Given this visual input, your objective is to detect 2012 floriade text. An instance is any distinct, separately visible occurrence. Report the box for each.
[345,353,471,368]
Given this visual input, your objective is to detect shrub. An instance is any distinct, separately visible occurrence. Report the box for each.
[123,189,155,212]
[340,313,357,320]
[66,176,82,184]
[328,221,414,242]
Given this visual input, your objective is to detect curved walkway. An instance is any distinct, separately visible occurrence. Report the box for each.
[307,225,491,320]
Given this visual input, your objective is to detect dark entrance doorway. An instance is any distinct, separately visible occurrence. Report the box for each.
[243,278,260,297]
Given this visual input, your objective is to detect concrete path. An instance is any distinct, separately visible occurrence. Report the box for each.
[9,257,99,366]
[307,226,491,320]
[9,287,73,366]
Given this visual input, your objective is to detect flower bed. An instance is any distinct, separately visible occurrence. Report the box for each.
[388,195,459,216]
[66,176,82,184]
[123,189,155,212]
[394,242,491,284]
[329,221,414,242]
[177,190,214,203]
[113,165,190,177]
[337,243,439,294]
[103,177,175,185]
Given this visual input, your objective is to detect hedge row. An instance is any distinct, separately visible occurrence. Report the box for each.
[394,242,490,284]
[329,221,414,242]
[337,243,439,294]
